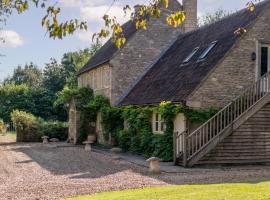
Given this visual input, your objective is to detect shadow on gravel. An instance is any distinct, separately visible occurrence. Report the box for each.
[0,142,17,146]
[12,144,149,180]
[9,143,270,185]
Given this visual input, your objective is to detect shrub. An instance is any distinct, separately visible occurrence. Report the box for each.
[11,110,68,142]
[11,110,40,142]
[116,130,132,151]
[37,120,68,141]
[0,119,5,134]
[151,134,173,162]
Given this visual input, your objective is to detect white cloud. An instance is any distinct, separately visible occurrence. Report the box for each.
[0,30,24,48]
[80,5,129,24]
[77,30,94,42]
[60,0,115,7]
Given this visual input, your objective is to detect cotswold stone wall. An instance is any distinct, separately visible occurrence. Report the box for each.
[77,64,111,100]
[68,98,80,144]
[187,5,270,109]
[110,13,183,105]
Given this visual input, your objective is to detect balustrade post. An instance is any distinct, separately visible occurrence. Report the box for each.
[183,131,188,167]
[267,73,270,93]
[173,132,177,165]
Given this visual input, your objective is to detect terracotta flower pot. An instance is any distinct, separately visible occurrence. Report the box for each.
[87,134,97,142]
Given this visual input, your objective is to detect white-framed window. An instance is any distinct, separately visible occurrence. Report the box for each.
[152,112,166,134]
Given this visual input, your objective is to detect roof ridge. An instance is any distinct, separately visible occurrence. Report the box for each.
[179,0,270,38]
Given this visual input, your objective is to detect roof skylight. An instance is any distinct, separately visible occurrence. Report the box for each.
[198,41,218,60]
[182,47,199,64]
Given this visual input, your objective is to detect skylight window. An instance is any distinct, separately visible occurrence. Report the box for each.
[182,47,199,64]
[198,41,218,60]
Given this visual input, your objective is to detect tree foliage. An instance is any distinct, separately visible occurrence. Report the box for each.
[3,62,42,86]
[1,0,186,48]
[198,9,230,26]
[0,84,67,122]
[1,0,258,48]
[42,58,66,93]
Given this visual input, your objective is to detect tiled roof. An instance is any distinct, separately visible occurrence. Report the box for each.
[120,0,270,106]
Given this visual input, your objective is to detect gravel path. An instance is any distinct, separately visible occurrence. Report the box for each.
[1,135,270,200]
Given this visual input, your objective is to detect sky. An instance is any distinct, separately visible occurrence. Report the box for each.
[0,0,249,81]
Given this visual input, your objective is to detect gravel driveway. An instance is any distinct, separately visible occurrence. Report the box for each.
[1,135,270,200]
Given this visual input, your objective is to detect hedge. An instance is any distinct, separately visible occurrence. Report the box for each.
[11,110,68,142]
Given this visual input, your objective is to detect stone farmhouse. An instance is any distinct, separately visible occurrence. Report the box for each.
[70,0,270,167]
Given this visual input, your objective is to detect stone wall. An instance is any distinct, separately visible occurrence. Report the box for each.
[110,7,183,105]
[77,64,111,100]
[68,98,80,144]
[187,5,270,109]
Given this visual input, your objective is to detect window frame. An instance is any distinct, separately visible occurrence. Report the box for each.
[260,43,270,77]
[152,112,166,134]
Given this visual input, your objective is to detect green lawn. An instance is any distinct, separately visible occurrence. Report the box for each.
[66,181,270,200]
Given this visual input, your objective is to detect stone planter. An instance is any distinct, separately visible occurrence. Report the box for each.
[87,134,97,142]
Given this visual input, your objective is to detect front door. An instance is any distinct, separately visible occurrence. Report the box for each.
[260,44,270,77]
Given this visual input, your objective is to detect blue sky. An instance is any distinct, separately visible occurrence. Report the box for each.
[0,0,249,81]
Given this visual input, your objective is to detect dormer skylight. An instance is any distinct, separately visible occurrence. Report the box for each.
[198,41,218,60]
[182,47,200,64]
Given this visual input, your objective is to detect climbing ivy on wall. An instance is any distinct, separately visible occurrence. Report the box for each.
[57,87,219,161]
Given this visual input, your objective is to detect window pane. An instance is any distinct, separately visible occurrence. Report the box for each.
[161,122,165,131]
[156,113,159,121]
[155,122,159,132]
[261,47,268,76]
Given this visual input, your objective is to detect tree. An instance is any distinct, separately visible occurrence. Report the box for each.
[198,9,230,26]
[0,84,67,122]
[61,41,102,88]
[1,0,187,48]
[42,58,66,93]
[4,62,42,86]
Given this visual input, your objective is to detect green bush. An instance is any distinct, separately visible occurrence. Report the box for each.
[151,134,173,162]
[116,130,132,151]
[37,120,68,141]
[0,84,67,122]
[0,119,5,134]
[11,110,40,142]
[11,110,68,142]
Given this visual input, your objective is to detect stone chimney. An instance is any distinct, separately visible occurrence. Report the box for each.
[182,0,198,32]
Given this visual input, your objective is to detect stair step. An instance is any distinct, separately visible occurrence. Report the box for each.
[202,155,270,161]
[236,127,270,131]
[223,138,270,143]
[233,131,270,135]
[212,149,270,153]
[244,121,270,125]
[216,144,270,149]
[251,114,270,118]
[197,159,270,164]
[206,151,270,157]
[228,135,270,139]
[220,141,270,145]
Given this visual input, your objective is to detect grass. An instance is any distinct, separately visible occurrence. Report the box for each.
[66,181,270,200]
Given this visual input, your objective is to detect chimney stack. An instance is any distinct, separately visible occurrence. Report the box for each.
[182,0,198,32]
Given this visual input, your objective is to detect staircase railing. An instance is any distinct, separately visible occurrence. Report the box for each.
[180,72,270,166]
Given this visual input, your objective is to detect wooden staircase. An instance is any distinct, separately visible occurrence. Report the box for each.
[174,72,270,167]
[199,103,270,164]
